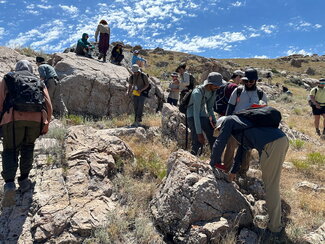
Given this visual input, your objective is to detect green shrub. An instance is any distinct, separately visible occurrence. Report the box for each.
[290,139,305,150]
[271,68,279,74]
[44,127,67,141]
[306,152,325,166]
[292,159,310,170]
[276,93,293,103]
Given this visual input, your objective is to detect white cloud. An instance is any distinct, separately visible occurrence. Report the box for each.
[261,24,276,34]
[0,0,7,3]
[37,4,53,9]
[286,49,311,56]
[59,5,79,15]
[288,18,322,31]
[231,1,244,7]
[0,27,5,36]
[249,33,260,38]
[315,24,322,29]
[254,55,268,59]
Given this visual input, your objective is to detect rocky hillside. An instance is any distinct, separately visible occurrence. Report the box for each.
[0,46,324,243]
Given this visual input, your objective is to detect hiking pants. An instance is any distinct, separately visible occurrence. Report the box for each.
[133,95,146,123]
[223,135,251,173]
[260,136,289,233]
[187,117,216,156]
[1,121,41,182]
[47,78,68,116]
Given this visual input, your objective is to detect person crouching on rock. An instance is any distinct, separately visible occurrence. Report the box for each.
[126,64,150,127]
[0,60,53,207]
[210,116,289,236]
[167,72,180,106]
[75,33,94,58]
[111,43,124,65]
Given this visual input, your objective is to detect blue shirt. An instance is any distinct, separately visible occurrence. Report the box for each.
[132,55,146,65]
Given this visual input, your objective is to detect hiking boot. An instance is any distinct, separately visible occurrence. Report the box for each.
[18,178,31,193]
[316,128,321,136]
[131,122,139,127]
[98,53,103,60]
[2,182,16,207]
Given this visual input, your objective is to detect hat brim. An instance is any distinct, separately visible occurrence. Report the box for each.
[204,79,227,87]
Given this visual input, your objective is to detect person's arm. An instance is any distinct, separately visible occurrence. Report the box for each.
[38,66,46,80]
[210,118,233,166]
[310,88,320,108]
[139,75,149,93]
[262,92,268,104]
[192,89,204,134]
[0,79,7,113]
[95,25,99,42]
[41,87,53,135]
[77,39,88,49]
[126,76,133,95]
[207,92,217,125]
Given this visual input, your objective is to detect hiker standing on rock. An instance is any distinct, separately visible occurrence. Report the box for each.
[309,78,325,136]
[210,115,288,238]
[111,43,124,65]
[126,64,150,127]
[167,72,180,106]
[223,68,268,174]
[75,33,94,58]
[131,50,146,68]
[95,20,110,62]
[0,60,53,207]
[187,72,224,155]
[176,63,195,101]
[36,57,68,116]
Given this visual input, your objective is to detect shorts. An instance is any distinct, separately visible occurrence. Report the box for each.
[311,105,325,115]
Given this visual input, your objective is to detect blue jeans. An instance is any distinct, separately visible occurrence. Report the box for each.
[167,97,178,106]
[187,117,216,155]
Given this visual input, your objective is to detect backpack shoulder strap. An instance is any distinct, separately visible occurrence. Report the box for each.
[257,88,264,101]
[235,86,243,105]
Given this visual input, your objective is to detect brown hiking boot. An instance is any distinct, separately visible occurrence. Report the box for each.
[2,182,16,208]
[316,128,321,136]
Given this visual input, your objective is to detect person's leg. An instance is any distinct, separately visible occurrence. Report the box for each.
[201,117,216,151]
[1,121,25,182]
[133,96,139,124]
[260,136,289,233]
[54,81,68,116]
[314,115,321,135]
[223,136,239,172]
[19,121,41,182]
[187,117,201,155]
[322,110,325,134]
[136,96,146,123]
[238,149,252,176]
[167,97,173,105]
[46,78,56,100]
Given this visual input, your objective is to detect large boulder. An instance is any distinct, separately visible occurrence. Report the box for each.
[150,150,253,243]
[50,52,164,117]
[0,125,134,243]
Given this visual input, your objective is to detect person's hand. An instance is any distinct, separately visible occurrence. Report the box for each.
[209,116,216,128]
[228,173,236,182]
[41,124,49,135]
[316,103,321,109]
[197,133,205,145]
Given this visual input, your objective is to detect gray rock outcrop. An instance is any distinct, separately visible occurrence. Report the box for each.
[150,150,253,243]
[303,222,325,244]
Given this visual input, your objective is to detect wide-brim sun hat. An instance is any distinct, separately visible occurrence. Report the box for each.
[203,72,226,87]
[131,64,140,72]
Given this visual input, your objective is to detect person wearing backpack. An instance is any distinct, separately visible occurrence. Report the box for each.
[126,64,150,127]
[309,78,325,136]
[0,60,53,207]
[36,57,68,116]
[214,70,244,116]
[176,63,195,101]
[187,72,225,155]
[223,68,268,174]
[210,115,288,239]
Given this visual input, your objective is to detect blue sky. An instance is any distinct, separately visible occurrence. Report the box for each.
[0,0,324,58]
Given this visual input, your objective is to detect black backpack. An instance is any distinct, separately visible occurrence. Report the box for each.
[3,71,45,113]
[130,72,151,98]
[188,74,196,90]
[179,89,193,114]
[235,106,282,128]
[214,82,231,115]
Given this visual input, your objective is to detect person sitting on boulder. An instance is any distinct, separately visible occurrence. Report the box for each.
[0,60,53,207]
[167,72,180,106]
[36,56,68,116]
[131,50,146,68]
[111,43,124,65]
[309,78,325,136]
[210,115,288,238]
[75,33,94,58]
[95,20,110,62]
[126,64,150,127]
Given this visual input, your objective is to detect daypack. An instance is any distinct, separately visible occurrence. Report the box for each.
[188,74,196,90]
[214,82,232,115]
[236,86,264,105]
[235,106,282,128]
[3,71,45,113]
[130,72,151,97]
[179,89,193,114]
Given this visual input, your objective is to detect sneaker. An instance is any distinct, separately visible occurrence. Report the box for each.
[316,128,321,136]
[131,122,139,127]
[1,182,16,207]
[18,178,31,193]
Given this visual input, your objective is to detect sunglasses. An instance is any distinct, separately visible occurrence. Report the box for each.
[244,80,255,84]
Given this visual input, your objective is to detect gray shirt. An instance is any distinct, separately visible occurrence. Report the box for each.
[38,64,58,82]
[228,86,268,113]
[168,82,180,100]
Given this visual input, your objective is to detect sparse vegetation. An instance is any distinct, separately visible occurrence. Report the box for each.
[289,139,305,150]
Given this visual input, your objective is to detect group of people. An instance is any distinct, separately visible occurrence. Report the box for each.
[75,19,148,68]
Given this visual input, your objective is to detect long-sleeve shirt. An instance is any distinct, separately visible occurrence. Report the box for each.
[131,55,146,65]
[186,85,217,134]
[210,115,286,173]
[95,24,110,42]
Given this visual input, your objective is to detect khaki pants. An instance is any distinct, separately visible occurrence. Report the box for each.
[260,136,289,232]
[47,78,68,116]
[223,135,251,173]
